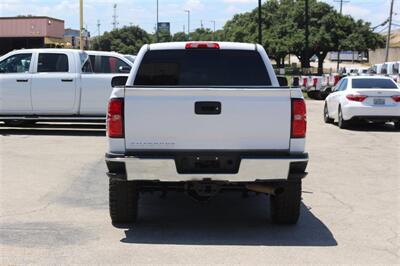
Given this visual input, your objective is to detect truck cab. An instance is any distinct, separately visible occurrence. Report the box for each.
[0,49,133,125]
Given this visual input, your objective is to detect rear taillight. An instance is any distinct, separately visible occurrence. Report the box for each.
[291,99,307,138]
[346,94,368,102]
[107,98,124,138]
[313,77,318,87]
[333,75,341,86]
[392,95,400,102]
[185,42,220,49]
[303,77,308,86]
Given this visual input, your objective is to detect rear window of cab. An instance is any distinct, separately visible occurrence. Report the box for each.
[134,50,271,86]
[352,79,398,89]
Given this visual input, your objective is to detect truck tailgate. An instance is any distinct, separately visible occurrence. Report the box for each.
[124,88,291,151]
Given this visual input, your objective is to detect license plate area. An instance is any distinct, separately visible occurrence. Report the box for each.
[373,98,385,105]
[175,154,240,174]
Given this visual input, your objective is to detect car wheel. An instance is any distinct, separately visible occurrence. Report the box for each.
[109,179,139,226]
[270,181,302,224]
[3,120,37,127]
[324,103,334,124]
[394,121,400,130]
[338,107,350,129]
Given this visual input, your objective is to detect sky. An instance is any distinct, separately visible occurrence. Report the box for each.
[0,0,399,36]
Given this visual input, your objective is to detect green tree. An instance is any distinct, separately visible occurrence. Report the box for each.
[172,31,187,41]
[92,26,151,54]
[153,29,172,42]
[222,0,384,73]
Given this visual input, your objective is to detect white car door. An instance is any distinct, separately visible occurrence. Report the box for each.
[332,79,348,118]
[80,54,131,115]
[0,52,33,114]
[327,79,347,119]
[327,79,342,117]
[31,52,77,114]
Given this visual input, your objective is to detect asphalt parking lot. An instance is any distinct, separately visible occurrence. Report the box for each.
[0,100,399,264]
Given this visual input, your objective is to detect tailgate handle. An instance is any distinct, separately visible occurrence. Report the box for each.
[195,101,221,115]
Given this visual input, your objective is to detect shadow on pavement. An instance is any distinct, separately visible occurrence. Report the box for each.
[0,122,105,137]
[121,192,337,246]
[343,122,399,132]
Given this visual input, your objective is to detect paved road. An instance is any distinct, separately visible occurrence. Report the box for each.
[1,101,399,264]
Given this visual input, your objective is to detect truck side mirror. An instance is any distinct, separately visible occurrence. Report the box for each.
[277,76,288,87]
[118,66,131,73]
[292,77,299,86]
[111,76,128,87]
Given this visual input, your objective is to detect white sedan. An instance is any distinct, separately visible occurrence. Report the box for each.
[324,76,400,129]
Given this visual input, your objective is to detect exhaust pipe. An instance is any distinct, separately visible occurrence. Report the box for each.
[246,184,284,195]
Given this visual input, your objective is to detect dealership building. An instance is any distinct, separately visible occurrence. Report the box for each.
[0,16,89,55]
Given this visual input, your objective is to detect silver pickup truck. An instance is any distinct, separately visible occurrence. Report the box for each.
[105,42,308,226]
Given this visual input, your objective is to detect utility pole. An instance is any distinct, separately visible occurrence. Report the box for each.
[79,0,84,50]
[258,0,262,44]
[304,0,309,69]
[200,20,203,29]
[183,24,185,34]
[334,0,350,72]
[184,10,190,40]
[112,3,118,30]
[97,20,101,36]
[210,20,216,40]
[385,0,394,62]
[156,0,159,42]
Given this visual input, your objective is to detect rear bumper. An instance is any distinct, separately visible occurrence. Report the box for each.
[105,152,308,182]
[342,105,400,120]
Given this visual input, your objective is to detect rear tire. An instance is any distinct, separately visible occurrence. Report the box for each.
[395,121,400,130]
[270,181,302,224]
[324,103,334,124]
[338,107,350,129]
[109,179,139,226]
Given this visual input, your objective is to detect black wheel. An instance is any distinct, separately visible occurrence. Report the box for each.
[307,91,318,100]
[394,121,400,130]
[270,181,302,224]
[3,120,37,127]
[324,103,334,124]
[338,106,350,129]
[109,179,139,226]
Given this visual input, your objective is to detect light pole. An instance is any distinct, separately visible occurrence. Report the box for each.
[304,0,309,69]
[334,0,350,72]
[385,0,394,62]
[210,20,216,40]
[258,0,262,44]
[156,0,159,42]
[184,10,190,40]
[79,0,84,50]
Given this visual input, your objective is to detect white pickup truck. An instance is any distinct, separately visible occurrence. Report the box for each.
[0,48,133,126]
[105,42,308,225]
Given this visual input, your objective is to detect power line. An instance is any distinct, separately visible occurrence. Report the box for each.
[378,25,389,33]
[371,19,389,31]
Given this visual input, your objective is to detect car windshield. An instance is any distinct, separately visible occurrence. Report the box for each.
[352,78,398,89]
[134,49,271,86]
